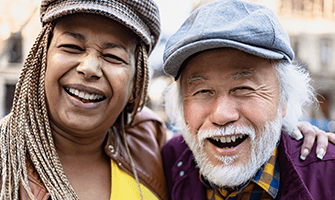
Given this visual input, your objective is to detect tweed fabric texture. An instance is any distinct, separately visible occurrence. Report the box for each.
[202,148,280,200]
[40,0,160,53]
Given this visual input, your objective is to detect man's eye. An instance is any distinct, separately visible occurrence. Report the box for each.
[234,86,253,91]
[103,54,128,65]
[231,86,254,94]
[194,89,212,96]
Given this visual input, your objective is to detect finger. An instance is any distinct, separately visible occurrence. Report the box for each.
[315,130,328,160]
[300,134,316,160]
[299,126,317,160]
[328,132,335,145]
[298,121,314,134]
[292,129,303,140]
[300,148,310,161]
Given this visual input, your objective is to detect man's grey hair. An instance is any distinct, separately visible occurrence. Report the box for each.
[164,59,316,136]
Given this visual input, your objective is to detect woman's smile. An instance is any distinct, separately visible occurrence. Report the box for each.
[63,85,107,109]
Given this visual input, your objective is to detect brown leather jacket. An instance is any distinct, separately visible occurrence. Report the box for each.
[20,107,168,200]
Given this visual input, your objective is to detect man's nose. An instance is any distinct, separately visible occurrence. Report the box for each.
[209,95,239,126]
[76,54,103,79]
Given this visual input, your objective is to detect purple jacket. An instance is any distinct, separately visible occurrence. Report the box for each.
[162,132,335,200]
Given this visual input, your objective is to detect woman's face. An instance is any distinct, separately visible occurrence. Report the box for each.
[46,13,137,136]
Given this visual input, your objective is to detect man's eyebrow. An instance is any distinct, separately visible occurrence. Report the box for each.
[62,31,86,42]
[231,69,255,79]
[187,75,209,85]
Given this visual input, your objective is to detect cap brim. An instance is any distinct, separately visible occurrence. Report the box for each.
[164,38,288,79]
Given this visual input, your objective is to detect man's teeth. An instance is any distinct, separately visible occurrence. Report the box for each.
[213,135,244,143]
[67,88,104,101]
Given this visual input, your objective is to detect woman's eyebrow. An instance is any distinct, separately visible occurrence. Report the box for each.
[59,31,129,53]
[102,42,128,52]
[61,31,86,42]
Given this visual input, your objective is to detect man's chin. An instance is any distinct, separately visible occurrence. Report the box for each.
[182,110,282,188]
[182,126,258,188]
[199,154,258,188]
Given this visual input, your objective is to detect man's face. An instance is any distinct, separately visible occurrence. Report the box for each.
[180,48,286,187]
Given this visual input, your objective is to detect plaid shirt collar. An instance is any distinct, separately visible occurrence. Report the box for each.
[200,147,280,199]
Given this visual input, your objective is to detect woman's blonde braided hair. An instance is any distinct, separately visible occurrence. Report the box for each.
[0,19,149,199]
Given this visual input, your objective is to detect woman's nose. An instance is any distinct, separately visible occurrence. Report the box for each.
[76,54,103,79]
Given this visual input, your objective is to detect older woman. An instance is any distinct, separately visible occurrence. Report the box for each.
[0,0,166,199]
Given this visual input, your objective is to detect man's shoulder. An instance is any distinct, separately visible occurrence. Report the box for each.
[162,134,204,200]
[279,133,335,199]
[162,134,190,159]
[280,132,335,164]
[161,134,196,172]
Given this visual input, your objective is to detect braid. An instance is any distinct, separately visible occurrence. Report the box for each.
[139,42,149,109]
[0,22,78,200]
[128,41,149,125]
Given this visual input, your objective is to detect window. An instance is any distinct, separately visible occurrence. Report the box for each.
[8,32,22,63]
[5,84,15,115]
[320,39,330,68]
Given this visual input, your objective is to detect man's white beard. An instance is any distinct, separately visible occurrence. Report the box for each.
[182,110,283,188]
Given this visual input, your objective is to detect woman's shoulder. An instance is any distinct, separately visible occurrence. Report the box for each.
[132,106,164,125]
[128,107,168,147]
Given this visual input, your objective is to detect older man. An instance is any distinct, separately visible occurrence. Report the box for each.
[161,0,335,199]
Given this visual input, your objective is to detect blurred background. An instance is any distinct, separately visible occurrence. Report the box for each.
[1,0,335,132]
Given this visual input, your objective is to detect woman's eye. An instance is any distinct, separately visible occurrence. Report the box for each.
[60,44,83,52]
[103,54,128,65]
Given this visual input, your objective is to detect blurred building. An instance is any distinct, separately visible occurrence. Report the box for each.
[192,0,335,131]
[0,0,40,116]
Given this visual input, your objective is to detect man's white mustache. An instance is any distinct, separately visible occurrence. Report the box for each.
[197,124,256,145]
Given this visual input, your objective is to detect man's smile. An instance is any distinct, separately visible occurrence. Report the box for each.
[208,134,248,149]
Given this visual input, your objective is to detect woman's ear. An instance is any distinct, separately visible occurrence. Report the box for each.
[128,87,135,104]
[125,88,135,113]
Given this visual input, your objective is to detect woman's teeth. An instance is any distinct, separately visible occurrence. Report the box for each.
[66,87,105,101]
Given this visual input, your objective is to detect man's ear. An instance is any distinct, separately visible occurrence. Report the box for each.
[281,104,287,118]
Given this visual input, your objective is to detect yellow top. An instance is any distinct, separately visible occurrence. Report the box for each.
[110,159,159,200]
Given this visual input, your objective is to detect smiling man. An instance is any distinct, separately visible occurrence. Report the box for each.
[161,0,335,199]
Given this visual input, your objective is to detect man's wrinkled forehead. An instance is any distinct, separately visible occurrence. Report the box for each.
[185,68,256,86]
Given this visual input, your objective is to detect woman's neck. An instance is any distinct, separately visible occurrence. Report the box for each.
[50,121,110,158]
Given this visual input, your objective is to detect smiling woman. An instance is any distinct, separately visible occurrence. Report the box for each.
[46,14,137,134]
[0,0,167,200]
